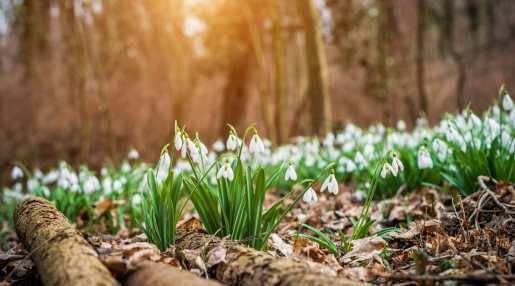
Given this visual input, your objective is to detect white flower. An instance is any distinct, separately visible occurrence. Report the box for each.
[83,176,100,194]
[174,132,183,151]
[285,164,297,181]
[391,154,404,176]
[502,93,513,111]
[302,187,318,205]
[27,179,38,192]
[321,174,338,194]
[132,194,142,205]
[380,163,391,178]
[213,140,225,152]
[128,149,140,160]
[396,120,406,131]
[217,162,234,181]
[417,148,433,169]
[103,178,113,194]
[226,134,239,151]
[121,162,131,173]
[157,152,171,182]
[249,134,265,154]
[11,166,23,180]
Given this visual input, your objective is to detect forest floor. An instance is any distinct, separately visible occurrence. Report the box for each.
[1,179,514,285]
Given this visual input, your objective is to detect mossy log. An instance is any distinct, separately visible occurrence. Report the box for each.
[175,230,361,286]
[14,197,119,286]
[125,261,221,286]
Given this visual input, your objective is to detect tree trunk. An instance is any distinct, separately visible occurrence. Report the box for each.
[272,0,285,143]
[243,6,276,144]
[416,0,428,116]
[14,197,118,286]
[219,49,252,136]
[125,261,221,286]
[297,0,332,135]
[175,231,360,286]
[443,0,467,110]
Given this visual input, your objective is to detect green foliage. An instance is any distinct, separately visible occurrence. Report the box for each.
[183,126,328,250]
[297,224,339,256]
[140,146,186,251]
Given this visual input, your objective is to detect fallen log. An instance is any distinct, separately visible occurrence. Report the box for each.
[175,230,361,286]
[124,261,222,286]
[14,197,119,286]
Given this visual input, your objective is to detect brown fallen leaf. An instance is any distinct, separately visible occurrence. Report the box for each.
[270,234,293,257]
[94,198,125,218]
[390,219,442,240]
[178,217,204,232]
[207,246,227,268]
[341,236,386,264]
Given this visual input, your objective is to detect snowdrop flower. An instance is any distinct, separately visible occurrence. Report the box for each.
[34,169,43,179]
[217,161,234,181]
[380,163,391,178]
[174,132,183,151]
[213,139,225,152]
[83,176,100,194]
[113,179,123,192]
[302,187,318,205]
[417,148,433,169]
[128,149,140,160]
[285,164,297,181]
[102,177,112,194]
[502,93,513,111]
[27,178,38,192]
[226,134,239,151]
[396,120,406,131]
[345,160,357,172]
[391,153,404,176]
[13,182,23,193]
[11,166,23,180]
[321,174,338,195]
[132,194,142,205]
[157,152,171,182]
[249,134,265,154]
[121,162,131,173]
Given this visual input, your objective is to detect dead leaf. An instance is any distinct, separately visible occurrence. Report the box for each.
[270,234,292,257]
[178,217,203,232]
[341,236,386,264]
[390,219,442,240]
[94,198,125,218]
[207,246,227,268]
[293,236,314,254]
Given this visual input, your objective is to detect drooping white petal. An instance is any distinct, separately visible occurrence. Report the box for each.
[502,94,513,111]
[320,175,331,192]
[417,148,433,169]
[380,163,390,178]
[328,175,339,195]
[226,134,238,151]
[285,165,297,181]
[174,133,183,151]
[11,166,24,180]
[302,187,318,205]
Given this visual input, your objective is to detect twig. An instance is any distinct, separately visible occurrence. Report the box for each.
[382,272,515,283]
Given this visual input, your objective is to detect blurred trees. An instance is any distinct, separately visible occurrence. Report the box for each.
[1,0,515,169]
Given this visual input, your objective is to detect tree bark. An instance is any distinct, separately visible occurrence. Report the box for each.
[297,0,332,136]
[14,197,118,286]
[416,0,428,116]
[219,49,252,136]
[175,230,361,286]
[125,261,221,286]
[272,0,285,143]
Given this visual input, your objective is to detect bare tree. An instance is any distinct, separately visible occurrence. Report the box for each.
[416,0,429,116]
[297,0,332,135]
